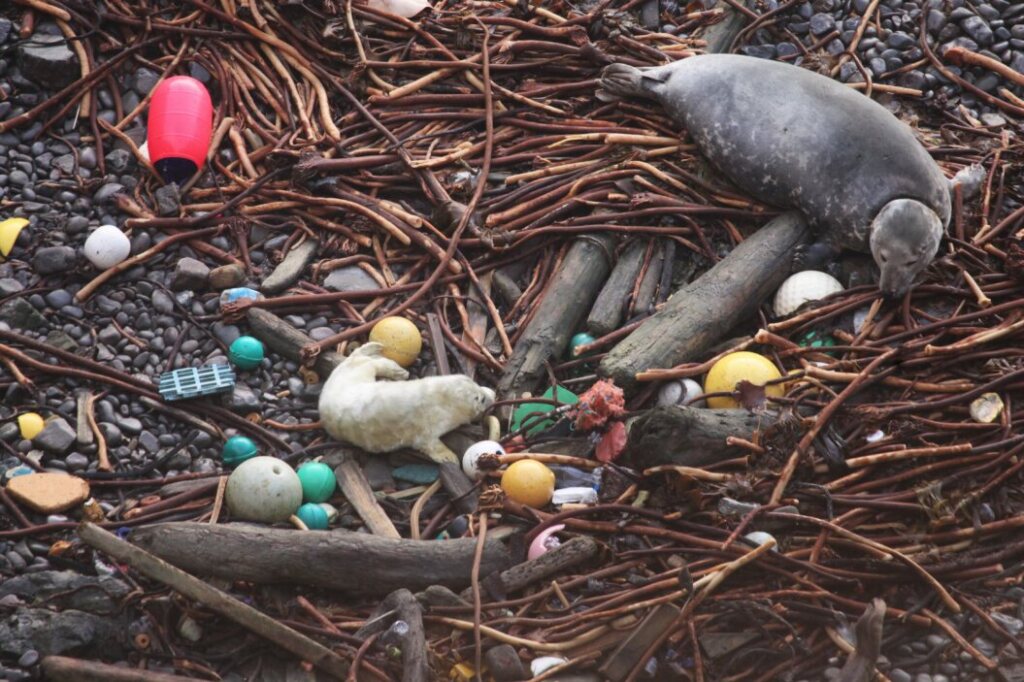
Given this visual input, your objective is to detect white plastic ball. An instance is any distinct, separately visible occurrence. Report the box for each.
[657,378,704,407]
[83,224,131,270]
[226,456,302,523]
[773,270,844,318]
[462,440,505,479]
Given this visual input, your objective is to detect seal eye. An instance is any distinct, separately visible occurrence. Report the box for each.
[879,253,889,264]
[904,259,916,267]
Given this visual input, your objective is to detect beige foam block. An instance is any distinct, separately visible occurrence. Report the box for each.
[6,473,90,514]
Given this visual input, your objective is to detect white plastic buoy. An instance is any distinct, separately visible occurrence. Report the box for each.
[462,440,505,479]
[225,456,302,523]
[773,271,844,318]
[656,378,704,407]
[83,225,131,270]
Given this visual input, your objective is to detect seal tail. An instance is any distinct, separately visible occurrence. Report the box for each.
[597,63,654,102]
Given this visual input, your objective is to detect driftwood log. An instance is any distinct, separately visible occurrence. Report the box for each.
[355,589,430,682]
[461,535,600,601]
[624,405,790,469]
[498,233,616,399]
[247,307,343,378]
[129,522,513,596]
[599,212,811,390]
[587,239,647,337]
[42,657,201,682]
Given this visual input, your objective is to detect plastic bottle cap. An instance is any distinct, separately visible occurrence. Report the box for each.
[83,225,131,270]
[296,502,329,530]
[229,336,265,370]
[17,412,45,440]
[501,459,556,508]
[703,352,784,409]
[297,461,337,503]
[0,218,29,257]
[221,435,258,466]
[368,317,422,367]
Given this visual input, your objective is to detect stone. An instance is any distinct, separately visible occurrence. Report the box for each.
[133,68,160,95]
[889,672,911,682]
[0,570,130,614]
[34,418,76,454]
[323,266,380,292]
[261,239,319,294]
[0,298,48,330]
[0,278,25,296]
[226,384,260,413]
[16,35,78,89]
[154,183,181,216]
[209,263,246,289]
[170,257,210,291]
[485,644,528,681]
[961,16,994,45]
[888,31,915,48]
[65,453,89,472]
[6,473,90,513]
[363,457,396,491]
[0,608,121,658]
[32,246,78,274]
[810,12,836,35]
[104,149,135,174]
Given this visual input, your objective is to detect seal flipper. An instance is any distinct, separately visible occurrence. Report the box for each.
[596,63,666,102]
[792,241,839,273]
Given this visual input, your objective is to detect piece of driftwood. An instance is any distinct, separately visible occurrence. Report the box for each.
[438,461,479,515]
[129,522,513,595]
[587,239,647,337]
[78,523,349,680]
[247,307,344,378]
[839,599,887,682]
[600,212,811,390]
[633,238,667,315]
[624,405,790,469]
[461,535,600,600]
[599,603,681,682]
[499,233,616,399]
[333,457,401,539]
[698,0,758,53]
[355,589,430,682]
[42,656,200,682]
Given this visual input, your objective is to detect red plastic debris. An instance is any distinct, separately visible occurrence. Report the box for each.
[573,379,625,431]
[596,421,627,463]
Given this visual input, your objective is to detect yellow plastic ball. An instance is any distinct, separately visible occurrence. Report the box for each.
[501,459,556,508]
[17,413,45,440]
[704,352,784,409]
[368,317,422,368]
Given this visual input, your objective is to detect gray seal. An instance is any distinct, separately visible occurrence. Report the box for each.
[598,54,951,296]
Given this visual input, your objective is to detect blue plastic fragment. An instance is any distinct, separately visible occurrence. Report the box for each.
[392,464,439,485]
[158,364,236,401]
[220,287,262,307]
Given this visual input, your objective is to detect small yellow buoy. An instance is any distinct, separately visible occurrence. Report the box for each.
[368,316,422,367]
[704,351,784,409]
[17,413,45,440]
[501,459,556,508]
[0,218,29,258]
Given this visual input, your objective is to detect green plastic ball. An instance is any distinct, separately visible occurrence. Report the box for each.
[298,461,337,503]
[296,502,329,530]
[569,332,596,358]
[229,335,265,370]
[221,435,258,466]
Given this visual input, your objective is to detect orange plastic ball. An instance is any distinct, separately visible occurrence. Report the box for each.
[501,459,556,508]
[368,317,422,367]
[704,352,784,409]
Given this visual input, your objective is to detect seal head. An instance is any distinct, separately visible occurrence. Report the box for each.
[870,199,943,298]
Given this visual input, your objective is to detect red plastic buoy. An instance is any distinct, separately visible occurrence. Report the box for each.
[147,76,212,184]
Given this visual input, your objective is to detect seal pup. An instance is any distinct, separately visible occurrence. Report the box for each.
[598,54,951,297]
[318,342,495,463]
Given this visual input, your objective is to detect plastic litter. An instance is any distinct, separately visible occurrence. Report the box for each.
[551,486,598,505]
[528,524,564,560]
[462,440,505,479]
[225,456,302,523]
[83,224,131,270]
[501,459,555,508]
[297,461,337,503]
[158,364,236,401]
[0,217,29,258]
[228,335,265,370]
[221,435,258,466]
[148,76,213,183]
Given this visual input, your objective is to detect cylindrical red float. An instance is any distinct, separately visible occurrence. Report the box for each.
[147,76,213,184]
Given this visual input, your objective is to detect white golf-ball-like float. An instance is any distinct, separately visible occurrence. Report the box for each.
[773,270,844,318]
[83,225,131,270]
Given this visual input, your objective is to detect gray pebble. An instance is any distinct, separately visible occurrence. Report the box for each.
[151,290,174,314]
[138,431,159,453]
[116,416,143,435]
[64,453,89,471]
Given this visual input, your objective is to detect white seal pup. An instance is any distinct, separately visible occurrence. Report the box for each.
[598,54,951,297]
[318,342,495,463]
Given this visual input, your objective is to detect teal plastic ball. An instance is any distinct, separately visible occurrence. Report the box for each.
[296,502,329,530]
[229,335,265,370]
[298,462,337,503]
[569,332,596,357]
[221,435,258,466]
